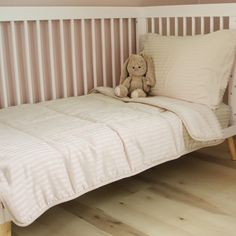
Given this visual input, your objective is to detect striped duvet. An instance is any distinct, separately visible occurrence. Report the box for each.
[0,89,224,226]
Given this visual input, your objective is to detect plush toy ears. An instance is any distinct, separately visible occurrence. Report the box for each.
[120,56,131,84]
[140,53,156,87]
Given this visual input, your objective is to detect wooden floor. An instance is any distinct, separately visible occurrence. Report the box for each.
[13,141,236,236]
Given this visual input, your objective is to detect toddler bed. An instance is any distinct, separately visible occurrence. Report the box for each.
[0,3,236,236]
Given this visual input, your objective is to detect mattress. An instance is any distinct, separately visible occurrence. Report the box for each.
[0,93,227,226]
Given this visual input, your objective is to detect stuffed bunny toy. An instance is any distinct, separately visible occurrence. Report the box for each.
[115,53,156,98]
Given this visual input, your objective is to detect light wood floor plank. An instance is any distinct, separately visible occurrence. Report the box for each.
[81,194,195,236]
[14,207,110,236]
[62,202,147,236]
[112,189,236,236]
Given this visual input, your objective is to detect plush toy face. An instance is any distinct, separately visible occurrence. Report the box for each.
[127,55,147,76]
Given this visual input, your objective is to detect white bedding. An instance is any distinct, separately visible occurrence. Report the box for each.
[0,90,224,226]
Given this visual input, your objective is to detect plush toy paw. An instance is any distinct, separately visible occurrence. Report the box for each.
[131,89,147,98]
[114,87,121,97]
[115,85,128,98]
[130,90,139,98]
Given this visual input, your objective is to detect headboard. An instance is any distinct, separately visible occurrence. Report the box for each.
[0,4,235,133]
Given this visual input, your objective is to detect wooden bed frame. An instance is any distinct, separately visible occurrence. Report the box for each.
[0,222,11,236]
[228,137,236,160]
[0,3,236,235]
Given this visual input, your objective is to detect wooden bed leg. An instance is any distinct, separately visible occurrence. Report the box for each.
[227,137,236,161]
[0,222,11,236]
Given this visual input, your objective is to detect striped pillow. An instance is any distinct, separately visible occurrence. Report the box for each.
[142,30,236,108]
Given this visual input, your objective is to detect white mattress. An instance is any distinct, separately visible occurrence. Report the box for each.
[0,93,227,226]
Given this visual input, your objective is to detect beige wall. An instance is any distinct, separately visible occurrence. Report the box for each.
[0,0,236,6]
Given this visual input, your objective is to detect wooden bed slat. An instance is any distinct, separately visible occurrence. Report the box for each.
[48,20,57,99]
[36,20,45,102]
[119,18,124,70]
[91,19,97,88]
[101,18,107,87]
[0,24,8,108]
[81,19,88,94]
[128,18,132,55]
[59,19,68,98]
[70,19,78,96]
[110,18,116,88]
[11,21,21,105]
[23,21,34,104]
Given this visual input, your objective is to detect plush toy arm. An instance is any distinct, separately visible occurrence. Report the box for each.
[145,75,156,87]
[142,77,151,93]
[121,76,132,89]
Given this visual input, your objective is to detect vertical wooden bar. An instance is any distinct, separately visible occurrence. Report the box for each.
[151,18,155,33]
[119,18,124,70]
[136,17,147,52]
[219,17,224,29]
[128,18,132,55]
[210,16,214,32]
[0,23,8,108]
[0,222,11,236]
[110,18,116,87]
[70,19,78,96]
[183,17,187,36]
[101,18,107,86]
[228,137,236,161]
[166,17,170,36]
[48,20,57,99]
[36,20,45,102]
[201,17,205,34]
[159,17,163,35]
[23,21,34,103]
[11,21,21,105]
[174,17,178,36]
[81,19,88,94]
[192,17,196,35]
[59,19,67,98]
[91,19,97,88]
